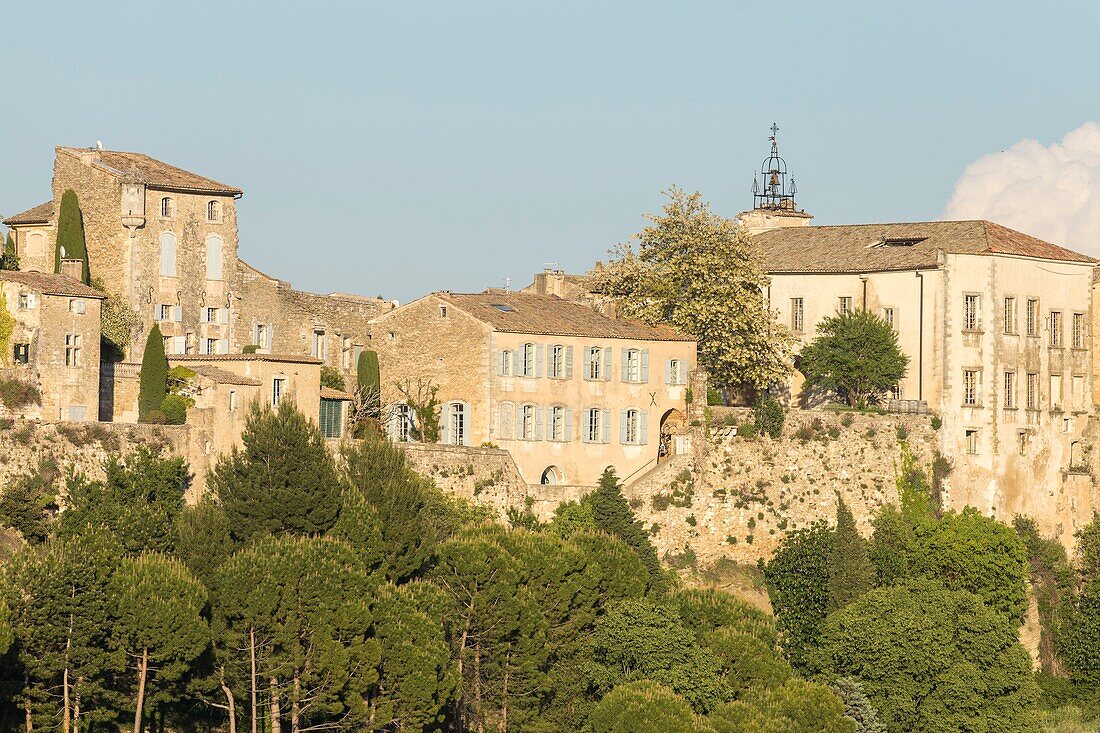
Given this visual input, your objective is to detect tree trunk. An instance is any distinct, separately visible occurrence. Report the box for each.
[290,674,300,733]
[63,601,74,733]
[132,647,148,733]
[473,642,483,733]
[250,628,258,733]
[220,670,237,733]
[269,678,281,733]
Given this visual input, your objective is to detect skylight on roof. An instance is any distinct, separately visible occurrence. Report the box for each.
[874,237,927,247]
[491,304,514,312]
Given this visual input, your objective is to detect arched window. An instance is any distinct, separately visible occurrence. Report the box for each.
[498,402,515,439]
[443,401,470,446]
[206,235,224,280]
[159,232,177,277]
[160,197,173,218]
[207,200,221,221]
[540,466,564,485]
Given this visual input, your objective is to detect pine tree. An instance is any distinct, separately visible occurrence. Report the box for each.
[590,468,669,595]
[55,189,90,283]
[827,494,875,613]
[212,400,343,544]
[2,232,18,271]
[111,553,209,733]
[139,325,168,422]
[356,350,381,419]
[174,499,234,587]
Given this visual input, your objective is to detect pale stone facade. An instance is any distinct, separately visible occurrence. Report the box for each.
[748,214,1097,544]
[0,271,104,421]
[372,290,697,487]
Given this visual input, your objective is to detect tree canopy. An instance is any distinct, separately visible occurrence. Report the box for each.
[798,309,908,408]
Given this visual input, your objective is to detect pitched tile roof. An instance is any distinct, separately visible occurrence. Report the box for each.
[183,364,263,386]
[438,290,694,341]
[0,271,105,298]
[2,201,54,226]
[57,147,242,195]
[753,220,1095,274]
[320,386,354,400]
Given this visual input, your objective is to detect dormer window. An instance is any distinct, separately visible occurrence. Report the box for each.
[207,201,221,222]
[870,237,927,248]
[160,197,174,218]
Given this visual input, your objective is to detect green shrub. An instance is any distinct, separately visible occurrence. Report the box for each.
[753,394,785,438]
[931,415,943,430]
[896,424,909,440]
[242,344,259,354]
[320,366,346,391]
[144,409,167,425]
[139,325,168,422]
[0,379,41,410]
[840,413,855,428]
[161,395,189,425]
[707,386,724,406]
[737,423,757,438]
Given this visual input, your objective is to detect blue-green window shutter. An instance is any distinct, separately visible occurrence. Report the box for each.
[639,411,648,445]
[640,350,650,382]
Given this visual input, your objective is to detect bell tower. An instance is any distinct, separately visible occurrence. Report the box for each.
[738,124,813,235]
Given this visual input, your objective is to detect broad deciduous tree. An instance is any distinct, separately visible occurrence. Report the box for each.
[798,310,908,408]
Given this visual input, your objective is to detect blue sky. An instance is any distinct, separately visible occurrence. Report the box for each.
[2,1,1099,301]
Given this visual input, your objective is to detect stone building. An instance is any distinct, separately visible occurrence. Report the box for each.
[371,290,697,487]
[738,132,1097,537]
[0,270,104,421]
[3,145,389,420]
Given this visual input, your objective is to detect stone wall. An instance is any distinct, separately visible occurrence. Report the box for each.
[399,443,529,519]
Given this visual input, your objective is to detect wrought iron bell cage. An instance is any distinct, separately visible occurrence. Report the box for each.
[751,123,797,211]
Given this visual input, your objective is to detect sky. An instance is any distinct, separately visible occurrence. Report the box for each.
[3,1,1100,302]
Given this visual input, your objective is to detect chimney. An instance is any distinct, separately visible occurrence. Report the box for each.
[59,259,84,281]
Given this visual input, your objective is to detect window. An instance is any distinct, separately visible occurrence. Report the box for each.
[272,378,286,407]
[1004,297,1017,335]
[621,409,641,444]
[312,330,327,360]
[204,338,218,355]
[666,358,685,385]
[963,369,981,406]
[520,404,536,440]
[1074,313,1086,349]
[391,404,413,442]
[1075,375,1087,412]
[963,294,981,331]
[520,343,536,377]
[1004,371,1017,409]
[624,349,641,382]
[13,343,29,365]
[883,307,896,331]
[585,346,605,380]
[159,232,177,277]
[254,324,272,351]
[69,299,85,315]
[548,345,568,379]
[965,429,979,455]
[160,197,173,218]
[207,200,220,222]
[206,236,224,280]
[791,298,804,332]
[1027,372,1040,410]
[445,402,468,446]
[584,408,603,443]
[65,334,81,367]
[1051,374,1064,410]
[1050,311,1063,347]
[18,293,33,310]
[549,405,569,441]
[158,304,172,322]
[838,296,853,315]
[499,349,514,376]
[439,306,448,318]
[890,384,901,400]
[202,307,219,323]
[229,390,238,412]
[1026,299,1040,336]
[342,337,353,369]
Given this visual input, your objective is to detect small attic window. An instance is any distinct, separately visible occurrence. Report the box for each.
[876,237,927,247]
[491,304,514,313]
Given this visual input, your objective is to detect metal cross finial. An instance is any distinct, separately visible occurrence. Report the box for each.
[770,122,779,136]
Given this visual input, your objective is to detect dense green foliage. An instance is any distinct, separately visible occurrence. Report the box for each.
[798,309,909,408]
[1,232,17,271]
[138,324,168,422]
[55,188,90,282]
[357,349,381,417]
[590,467,669,594]
[321,365,346,391]
[827,495,874,613]
[753,393,785,438]
[761,521,832,670]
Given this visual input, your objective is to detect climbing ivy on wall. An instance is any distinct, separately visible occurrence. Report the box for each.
[0,292,13,366]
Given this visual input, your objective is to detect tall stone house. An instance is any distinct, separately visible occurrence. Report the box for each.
[371,290,697,486]
[740,131,1098,539]
[2,146,389,421]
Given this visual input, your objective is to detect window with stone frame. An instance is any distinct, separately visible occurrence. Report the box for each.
[160,197,174,218]
[272,378,286,407]
[962,369,981,406]
[520,343,536,377]
[1027,372,1040,410]
[12,344,29,365]
[791,298,804,332]
[1004,371,1017,409]
[207,200,221,222]
[585,346,603,380]
[883,307,896,331]
[549,405,567,441]
[584,407,601,443]
[1026,298,1040,336]
[204,338,218,355]
[1003,297,1017,335]
[64,334,81,367]
[549,345,567,378]
[622,408,640,444]
[500,349,514,376]
[1073,312,1086,349]
[965,428,979,455]
[838,296,853,316]
[1050,311,1063,347]
[520,403,537,440]
[963,294,981,331]
[624,349,641,382]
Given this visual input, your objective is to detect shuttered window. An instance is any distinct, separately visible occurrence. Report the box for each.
[319,399,343,438]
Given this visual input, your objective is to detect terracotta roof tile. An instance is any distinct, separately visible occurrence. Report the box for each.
[57,147,242,195]
[753,220,1095,274]
[184,364,262,386]
[439,291,694,341]
[320,386,354,400]
[0,271,105,298]
[2,201,54,226]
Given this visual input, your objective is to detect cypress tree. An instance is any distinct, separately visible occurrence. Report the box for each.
[590,468,669,595]
[2,232,18,271]
[356,349,381,418]
[138,325,168,422]
[827,494,875,613]
[55,189,90,283]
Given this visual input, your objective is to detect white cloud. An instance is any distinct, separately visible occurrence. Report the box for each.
[943,122,1100,255]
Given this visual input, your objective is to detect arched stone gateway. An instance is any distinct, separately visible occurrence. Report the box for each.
[659,408,688,464]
